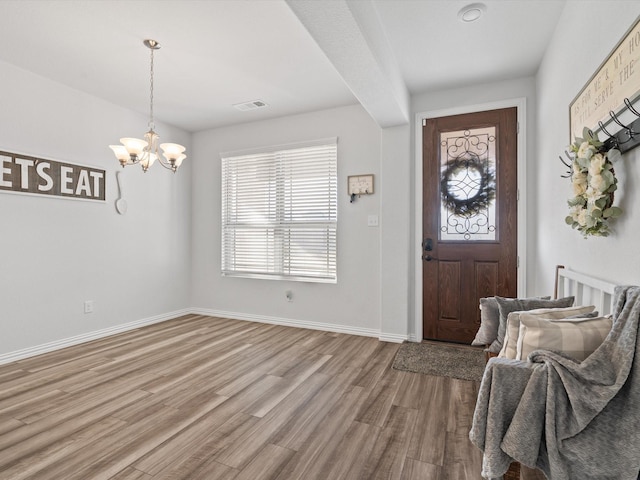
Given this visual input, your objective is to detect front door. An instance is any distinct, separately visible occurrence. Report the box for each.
[422,108,518,343]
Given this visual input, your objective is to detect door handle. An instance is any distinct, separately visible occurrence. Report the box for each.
[422,238,436,260]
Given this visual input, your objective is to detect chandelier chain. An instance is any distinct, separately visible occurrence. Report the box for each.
[149,46,155,130]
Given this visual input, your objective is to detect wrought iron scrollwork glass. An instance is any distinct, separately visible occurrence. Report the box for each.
[439,127,497,241]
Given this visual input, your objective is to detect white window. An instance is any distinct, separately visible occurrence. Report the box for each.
[221,138,337,283]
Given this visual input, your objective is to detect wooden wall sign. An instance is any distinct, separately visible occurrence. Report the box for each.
[0,150,105,201]
[570,16,640,141]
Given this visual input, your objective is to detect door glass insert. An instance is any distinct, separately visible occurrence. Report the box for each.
[439,127,496,241]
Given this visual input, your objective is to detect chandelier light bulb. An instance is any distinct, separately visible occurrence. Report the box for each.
[160,142,186,158]
[109,145,130,166]
[120,138,148,158]
[140,152,158,172]
[173,154,186,168]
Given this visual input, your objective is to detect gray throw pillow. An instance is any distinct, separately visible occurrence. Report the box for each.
[487,296,574,353]
[471,297,500,346]
[473,296,551,347]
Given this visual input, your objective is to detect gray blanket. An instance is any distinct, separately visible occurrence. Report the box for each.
[469,286,640,479]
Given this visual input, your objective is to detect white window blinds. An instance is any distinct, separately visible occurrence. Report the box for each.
[221,139,337,283]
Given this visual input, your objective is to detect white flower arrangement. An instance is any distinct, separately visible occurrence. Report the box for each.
[565,128,622,238]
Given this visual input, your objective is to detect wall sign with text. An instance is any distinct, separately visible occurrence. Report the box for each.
[570,17,640,141]
[0,151,105,201]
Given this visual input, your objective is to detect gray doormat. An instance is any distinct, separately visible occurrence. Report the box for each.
[392,342,486,382]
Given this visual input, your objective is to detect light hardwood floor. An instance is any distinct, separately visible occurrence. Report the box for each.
[0,315,541,479]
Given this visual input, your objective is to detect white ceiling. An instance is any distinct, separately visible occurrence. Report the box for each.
[374,0,566,93]
[0,0,567,133]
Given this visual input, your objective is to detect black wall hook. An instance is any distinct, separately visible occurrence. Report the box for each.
[559,152,572,178]
[609,110,634,137]
[601,96,640,154]
[598,120,615,139]
[624,98,640,117]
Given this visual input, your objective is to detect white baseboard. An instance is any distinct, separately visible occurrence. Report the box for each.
[190,307,384,339]
[0,308,409,365]
[0,308,192,365]
[378,333,409,343]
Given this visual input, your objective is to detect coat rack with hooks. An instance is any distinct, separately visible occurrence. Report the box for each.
[560,96,640,176]
[600,98,640,154]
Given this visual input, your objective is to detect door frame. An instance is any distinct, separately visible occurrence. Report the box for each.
[412,98,528,342]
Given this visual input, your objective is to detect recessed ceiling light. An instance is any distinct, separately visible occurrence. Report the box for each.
[458,3,486,23]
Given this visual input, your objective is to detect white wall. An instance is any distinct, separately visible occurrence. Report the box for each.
[190,104,387,336]
[535,2,640,294]
[0,60,192,357]
[380,124,412,341]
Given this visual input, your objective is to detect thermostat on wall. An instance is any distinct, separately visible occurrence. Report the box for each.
[348,174,374,196]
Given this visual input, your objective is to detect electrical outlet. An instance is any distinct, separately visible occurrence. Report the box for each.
[367,214,379,227]
[84,300,94,314]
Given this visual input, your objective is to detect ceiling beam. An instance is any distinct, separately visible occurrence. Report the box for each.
[285,0,409,128]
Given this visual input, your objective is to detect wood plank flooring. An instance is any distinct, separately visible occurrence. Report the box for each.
[0,315,539,479]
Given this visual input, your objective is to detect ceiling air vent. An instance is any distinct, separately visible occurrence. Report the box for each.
[233,100,269,112]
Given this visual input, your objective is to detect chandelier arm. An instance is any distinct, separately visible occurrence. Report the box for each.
[156,157,178,172]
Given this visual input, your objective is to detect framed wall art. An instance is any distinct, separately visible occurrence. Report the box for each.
[569,16,640,142]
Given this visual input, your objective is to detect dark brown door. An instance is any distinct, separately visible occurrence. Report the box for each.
[422,108,518,343]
